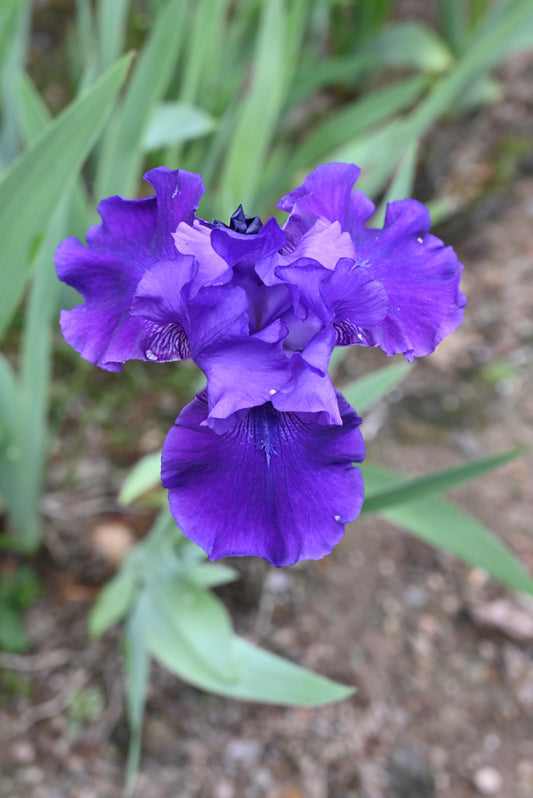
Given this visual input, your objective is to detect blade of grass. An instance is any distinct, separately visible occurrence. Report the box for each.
[0,53,133,339]
[362,0,533,197]
[287,75,425,176]
[97,0,130,72]
[361,462,533,595]
[95,0,188,199]
[361,447,528,514]
[373,140,418,227]
[219,0,287,213]
[341,362,413,414]
[15,71,89,237]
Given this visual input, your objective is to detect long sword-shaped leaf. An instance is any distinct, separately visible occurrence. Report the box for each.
[361,447,528,514]
[0,53,132,338]
[362,0,533,197]
[288,76,425,176]
[362,462,533,595]
[219,0,287,213]
[124,607,150,794]
[95,0,188,199]
[341,362,412,414]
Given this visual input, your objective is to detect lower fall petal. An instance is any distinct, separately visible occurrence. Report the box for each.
[161,389,365,566]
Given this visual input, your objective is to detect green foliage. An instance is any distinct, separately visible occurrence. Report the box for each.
[1,0,532,787]
[363,462,533,596]
[0,565,39,652]
[0,53,133,339]
[91,509,353,789]
[340,362,412,414]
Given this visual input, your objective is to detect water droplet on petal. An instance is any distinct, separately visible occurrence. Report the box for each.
[417,236,424,243]
[145,349,158,361]
[334,515,341,522]
[269,389,277,395]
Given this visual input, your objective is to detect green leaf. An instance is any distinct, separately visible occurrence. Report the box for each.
[451,73,502,115]
[187,563,239,588]
[124,605,150,793]
[0,52,132,338]
[118,451,162,506]
[229,637,354,705]
[142,101,216,151]
[373,140,418,227]
[362,0,533,197]
[97,0,130,72]
[138,591,353,705]
[146,576,236,681]
[0,603,29,652]
[341,362,412,414]
[15,72,89,238]
[362,447,528,514]
[16,202,68,550]
[362,462,533,595]
[288,76,425,176]
[331,119,404,192]
[437,0,469,55]
[95,0,188,199]
[364,22,453,73]
[219,0,287,212]
[89,567,138,637]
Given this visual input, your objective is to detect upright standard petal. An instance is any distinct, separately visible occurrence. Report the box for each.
[350,199,466,360]
[162,389,365,566]
[278,163,465,360]
[56,168,206,371]
[278,162,375,241]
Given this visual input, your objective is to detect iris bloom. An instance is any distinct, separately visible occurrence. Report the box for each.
[56,163,465,566]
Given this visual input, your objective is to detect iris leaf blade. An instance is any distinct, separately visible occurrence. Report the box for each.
[124,605,150,793]
[362,462,533,595]
[0,52,132,338]
[95,0,188,199]
[118,451,162,506]
[362,0,533,197]
[138,591,353,705]
[146,576,237,681]
[219,0,287,212]
[288,75,425,176]
[341,362,412,414]
[361,447,528,514]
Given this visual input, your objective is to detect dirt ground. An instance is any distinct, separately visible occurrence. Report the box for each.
[1,36,533,798]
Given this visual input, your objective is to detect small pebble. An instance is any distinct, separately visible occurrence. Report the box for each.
[9,740,35,765]
[224,739,262,765]
[473,766,503,794]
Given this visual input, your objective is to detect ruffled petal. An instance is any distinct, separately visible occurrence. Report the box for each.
[194,337,290,427]
[143,167,205,258]
[56,168,206,370]
[130,259,249,363]
[321,258,388,345]
[351,199,466,360]
[162,389,365,566]
[278,162,375,242]
[271,348,341,425]
[210,217,286,269]
[256,218,355,287]
[56,238,146,371]
[173,220,232,293]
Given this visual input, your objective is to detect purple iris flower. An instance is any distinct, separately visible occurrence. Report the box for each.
[56,162,465,566]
